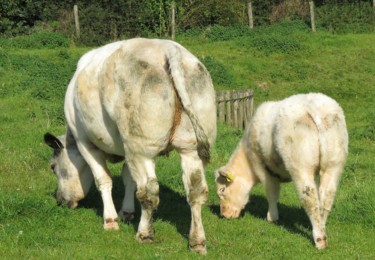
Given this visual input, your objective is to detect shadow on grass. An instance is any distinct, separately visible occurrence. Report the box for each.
[65,176,313,246]
[77,175,191,238]
[78,175,125,211]
[155,184,191,237]
[209,194,313,245]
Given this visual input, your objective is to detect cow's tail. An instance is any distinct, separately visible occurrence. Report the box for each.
[166,44,211,163]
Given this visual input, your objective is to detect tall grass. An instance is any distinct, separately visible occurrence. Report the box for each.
[0,25,374,258]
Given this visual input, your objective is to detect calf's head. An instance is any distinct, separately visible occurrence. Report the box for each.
[215,167,255,219]
[44,132,94,208]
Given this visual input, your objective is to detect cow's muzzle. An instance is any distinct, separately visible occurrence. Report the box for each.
[55,190,78,209]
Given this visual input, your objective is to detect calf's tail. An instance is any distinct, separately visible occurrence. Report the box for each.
[166,44,211,163]
[307,103,348,167]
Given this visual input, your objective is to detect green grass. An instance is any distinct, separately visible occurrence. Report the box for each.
[1,25,374,258]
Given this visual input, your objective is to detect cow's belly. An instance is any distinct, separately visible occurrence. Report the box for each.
[266,161,291,182]
[83,114,125,156]
[263,148,292,182]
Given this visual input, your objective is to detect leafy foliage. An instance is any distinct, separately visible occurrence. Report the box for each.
[316,2,375,33]
[246,34,302,54]
[204,20,308,55]
[1,0,375,45]
[204,24,251,41]
[181,0,245,29]
[0,31,70,49]
[201,56,238,87]
[243,20,308,54]
[269,0,310,23]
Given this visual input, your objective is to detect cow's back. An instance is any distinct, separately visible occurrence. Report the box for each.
[65,38,216,157]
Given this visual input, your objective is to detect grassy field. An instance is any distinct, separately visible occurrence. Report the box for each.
[1,23,374,258]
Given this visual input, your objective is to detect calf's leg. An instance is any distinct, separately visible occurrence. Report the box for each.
[179,150,208,255]
[318,165,343,234]
[293,171,327,249]
[264,175,281,222]
[251,159,280,222]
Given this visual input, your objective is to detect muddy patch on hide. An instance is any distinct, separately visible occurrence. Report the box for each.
[188,170,208,204]
[296,113,316,130]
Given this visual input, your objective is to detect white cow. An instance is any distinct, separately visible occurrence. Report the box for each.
[215,93,348,249]
[44,38,217,254]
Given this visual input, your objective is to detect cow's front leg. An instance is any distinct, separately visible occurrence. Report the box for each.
[77,143,119,230]
[119,164,136,223]
[180,151,208,255]
[127,157,159,242]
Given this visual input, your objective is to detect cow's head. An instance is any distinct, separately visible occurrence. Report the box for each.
[215,166,256,219]
[44,132,94,208]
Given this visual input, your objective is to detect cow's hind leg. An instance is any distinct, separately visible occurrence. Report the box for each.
[179,150,208,255]
[119,164,137,223]
[293,171,327,249]
[126,156,159,242]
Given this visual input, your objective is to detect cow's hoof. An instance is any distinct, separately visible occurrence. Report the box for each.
[189,243,207,255]
[119,211,135,224]
[104,218,119,230]
[315,236,327,250]
[136,232,154,243]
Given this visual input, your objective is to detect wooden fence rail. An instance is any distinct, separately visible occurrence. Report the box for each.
[216,89,254,130]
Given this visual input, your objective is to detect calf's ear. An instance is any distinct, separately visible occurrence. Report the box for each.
[44,132,64,150]
[214,167,225,179]
[217,167,235,183]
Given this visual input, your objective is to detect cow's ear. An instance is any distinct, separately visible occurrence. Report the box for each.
[44,133,64,150]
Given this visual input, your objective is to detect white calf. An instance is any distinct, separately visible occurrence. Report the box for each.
[215,93,348,249]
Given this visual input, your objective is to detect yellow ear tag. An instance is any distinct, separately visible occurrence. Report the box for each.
[225,171,235,183]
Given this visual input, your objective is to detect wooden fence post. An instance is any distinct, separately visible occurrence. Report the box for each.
[171,1,176,40]
[238,90,246,129]
[247,1,254,29]
[225,91,232,127]
[247,89,254,121]
[73,4,80,38]
[309,1,316,32]
[233,91,239,128]
[218,91,225,123]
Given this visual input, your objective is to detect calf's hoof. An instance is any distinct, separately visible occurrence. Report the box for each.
[136,232,154,243]
[266,212,279,223]
[119,211,135,224]
[189,242,207,255]
[315,236,328,250]
[104,218,119,230]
